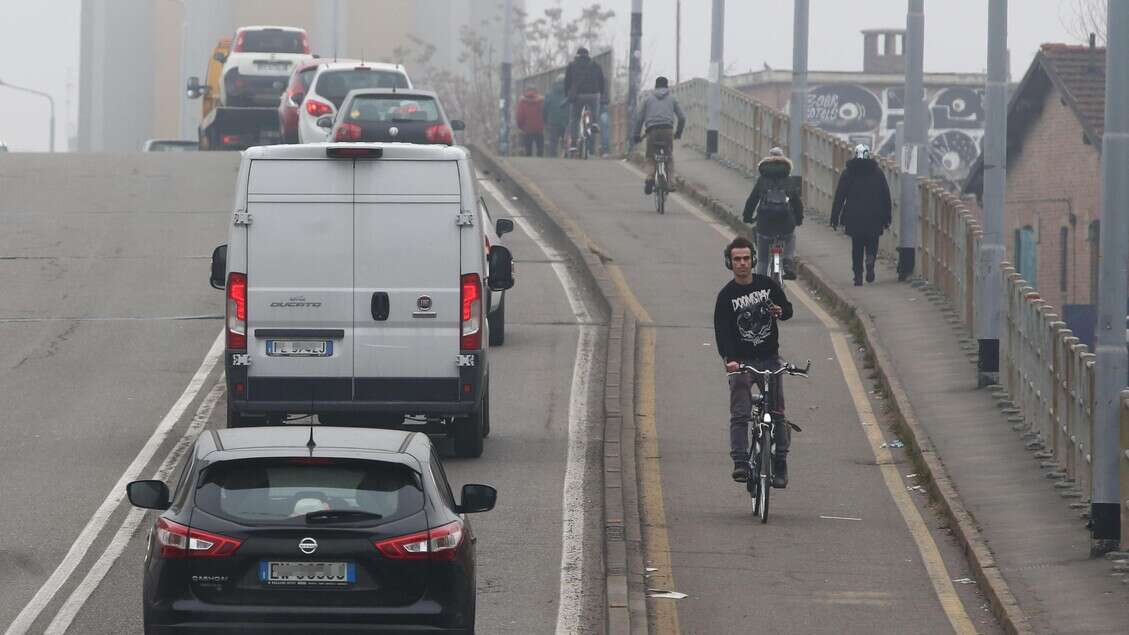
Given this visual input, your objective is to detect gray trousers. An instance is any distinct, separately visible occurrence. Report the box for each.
[729,357,790,462]
[755,232,796,277]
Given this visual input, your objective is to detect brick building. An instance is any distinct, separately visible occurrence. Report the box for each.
[965,43,1106,312]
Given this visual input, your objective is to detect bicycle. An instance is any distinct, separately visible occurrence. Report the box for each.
[727,360,810,523]
[653,146,672,215]
[760,234,789,288]
[569,103,598,160]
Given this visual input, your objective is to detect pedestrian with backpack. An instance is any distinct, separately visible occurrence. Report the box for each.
[743,147,804,279]
[830,144,892,286]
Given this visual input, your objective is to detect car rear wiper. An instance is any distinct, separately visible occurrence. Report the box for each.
[305,509,383,523]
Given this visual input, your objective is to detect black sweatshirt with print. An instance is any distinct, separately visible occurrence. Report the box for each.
[713,275,793,361]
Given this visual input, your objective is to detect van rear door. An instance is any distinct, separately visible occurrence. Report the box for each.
[352,160,462,401]
[245,159,355,404]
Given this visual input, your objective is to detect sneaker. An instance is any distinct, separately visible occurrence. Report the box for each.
[866,261,876,283]
[644,179,654,195]
[731,462,750,483]
[772,457,788,488]
[853,274,863,287]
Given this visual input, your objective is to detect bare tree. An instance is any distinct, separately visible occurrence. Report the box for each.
[1060,0,1106,44]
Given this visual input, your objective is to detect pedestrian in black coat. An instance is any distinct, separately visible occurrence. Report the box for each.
[830,145,892,286]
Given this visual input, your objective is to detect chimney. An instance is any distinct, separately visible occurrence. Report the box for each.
[1088,32,1097,74]
[862,29,906,74]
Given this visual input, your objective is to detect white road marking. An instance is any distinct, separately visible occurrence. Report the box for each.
[45,381,226,634]
[479,177,597,635]
[5,332,225,635]
[819,515,863,521]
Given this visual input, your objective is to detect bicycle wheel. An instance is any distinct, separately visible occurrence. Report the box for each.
[771,253,784,288]
[758,428,772,523]
[655,171,666,215]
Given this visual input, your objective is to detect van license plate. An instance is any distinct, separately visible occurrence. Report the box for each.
[261,561,355,586]
[266,340,331,357]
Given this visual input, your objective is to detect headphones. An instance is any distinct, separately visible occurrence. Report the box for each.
[723,244,757,270]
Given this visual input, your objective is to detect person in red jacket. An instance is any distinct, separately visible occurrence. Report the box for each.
[515,86,546,157]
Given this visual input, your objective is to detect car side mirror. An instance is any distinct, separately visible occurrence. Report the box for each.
[127,480,171,510]
[213,50,228,63]
[495,218,514,237]
[450,119,466,132]
[487,245,514,291]
[317,116,334,129]
[210,244,227,290]
[457,484,497,513]
[186,76,202,99]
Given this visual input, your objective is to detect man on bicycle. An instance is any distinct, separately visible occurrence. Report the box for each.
[743,147,803,280]
[633,76,686,195]
[713,236,795,487]
[564,47,607,154]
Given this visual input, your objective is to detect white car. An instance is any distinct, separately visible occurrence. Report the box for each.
[219,26,313,107]
[297,61,412,143]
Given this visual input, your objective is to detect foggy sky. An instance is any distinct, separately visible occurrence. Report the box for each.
[0,0,1089,152]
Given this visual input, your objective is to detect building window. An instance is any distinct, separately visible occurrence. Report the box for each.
[1060,226,1069,294]
[1015,226,1037,287]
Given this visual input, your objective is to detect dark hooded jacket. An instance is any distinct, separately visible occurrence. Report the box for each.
[543,81,570,129]
[830,157,892,237]
[742,155,803,237]
[564,55,606,99]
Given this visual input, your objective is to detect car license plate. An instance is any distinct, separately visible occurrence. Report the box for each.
[266,340,331,357]
[260,561,355,586]
[255,61,290,71]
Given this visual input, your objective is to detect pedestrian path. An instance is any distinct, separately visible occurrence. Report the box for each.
[672,143,1129,633]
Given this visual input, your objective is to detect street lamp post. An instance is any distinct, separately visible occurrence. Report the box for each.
[0,79,56,151]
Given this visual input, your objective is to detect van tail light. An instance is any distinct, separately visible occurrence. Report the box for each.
[156,518,242,559]
[425,124,454,145]
[226,272,247,350]
[306,99,333,117]
[335,122,362,141]
[460,273,481,350]
[374,520,464,562]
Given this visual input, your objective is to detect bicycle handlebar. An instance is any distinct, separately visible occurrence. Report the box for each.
[726,360,812,378]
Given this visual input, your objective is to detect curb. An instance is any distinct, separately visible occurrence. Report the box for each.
[667,164,1034,635]
[469,146,645,635]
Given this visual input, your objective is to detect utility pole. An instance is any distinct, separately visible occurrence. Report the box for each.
[499,0,513,156]
[898,0,926,281]
[789,0,809,178]
[707,0,724,156]
[976,0,1007,386]
[675,0,681,85]
[628,0,642,148]
[1091,0,1129,556]
[0,79,55,151]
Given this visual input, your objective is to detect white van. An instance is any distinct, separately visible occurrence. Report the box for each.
[209,143,514,457]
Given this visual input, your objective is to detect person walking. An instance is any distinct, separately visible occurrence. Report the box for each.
[543,76,570,157]
[742,147,803,279]
[515,85,545,157]
[830,144,892,286]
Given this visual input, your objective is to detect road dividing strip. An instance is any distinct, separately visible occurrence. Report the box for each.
[5,331,225,635]
[478,178,599,635]
[45,380,227,634]
[606,265,681,635]
[617,160,977,634]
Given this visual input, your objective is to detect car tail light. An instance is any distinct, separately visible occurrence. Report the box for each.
[335,122,362,141]
[460,273,481,350]
[425,124,454,145]
[226,272,247,350]
[234,32,245,52]
[220,134,242,146]
[156,518,242,559]
[306,100,333,117]
[301,32,310,54]
[374,520,464,562]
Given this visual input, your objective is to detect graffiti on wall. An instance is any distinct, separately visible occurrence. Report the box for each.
[799,83,985,184]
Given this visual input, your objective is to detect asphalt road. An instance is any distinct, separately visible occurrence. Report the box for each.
[505,156,1002,634]
[0,158,604,634]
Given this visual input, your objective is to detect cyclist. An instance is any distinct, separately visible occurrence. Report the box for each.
[742,147,803,279]
[564,47,607,154]
[632,76,686,195]
[713,236,795,487]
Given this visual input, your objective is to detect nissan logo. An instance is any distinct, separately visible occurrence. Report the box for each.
[298,537,318,555]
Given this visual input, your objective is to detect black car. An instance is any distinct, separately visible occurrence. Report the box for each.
[318,89,465,145]
[127,426,496,633]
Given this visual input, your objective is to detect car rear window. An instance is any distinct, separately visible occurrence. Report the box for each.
[195,458,423,525]
[347,96,441,124]
[299,67,317,91]
[316,70,411,107]
[239,30,307,54]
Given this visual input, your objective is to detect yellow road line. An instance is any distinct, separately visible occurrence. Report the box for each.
[616,160,977,634]
[607,264,680,635]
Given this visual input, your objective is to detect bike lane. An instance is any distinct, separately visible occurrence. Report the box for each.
[502,157,997,634]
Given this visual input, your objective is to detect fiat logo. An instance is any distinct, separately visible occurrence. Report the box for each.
[389,126,400,137]
[298,537,318,555]
[417,295,433,311]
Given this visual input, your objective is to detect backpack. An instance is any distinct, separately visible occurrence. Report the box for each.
[757,181,791,222]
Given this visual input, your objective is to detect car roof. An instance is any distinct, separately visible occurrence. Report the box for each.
[315,60,405,73]
[237,25,306,33]
[342,88,440,100]
[198,426,433,463]
[243,142,466,162]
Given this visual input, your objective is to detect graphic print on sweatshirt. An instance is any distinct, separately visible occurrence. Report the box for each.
[732,289,774,346]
